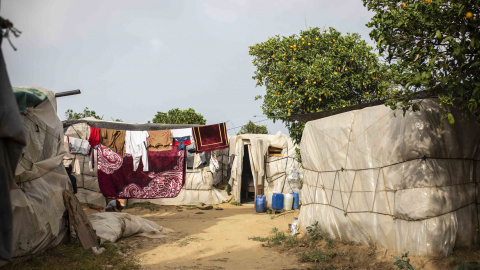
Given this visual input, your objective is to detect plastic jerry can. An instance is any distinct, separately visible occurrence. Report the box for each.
[284,193,293,211]
[267,191,274,209]
[291,193,299,209]
[255,195,266,213]
[272,193,284,210]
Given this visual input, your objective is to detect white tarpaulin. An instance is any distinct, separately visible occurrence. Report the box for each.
[12,86,71,257]
[229,132,302,202]
[88,212,173,244]
[298,98,480,255]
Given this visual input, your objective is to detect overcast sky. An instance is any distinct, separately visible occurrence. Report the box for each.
[1,0,375,136]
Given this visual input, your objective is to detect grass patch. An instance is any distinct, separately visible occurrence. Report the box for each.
[127,202,161,211]
[2,241,139,270]
[299,248,336,263]
[249,227,300,248]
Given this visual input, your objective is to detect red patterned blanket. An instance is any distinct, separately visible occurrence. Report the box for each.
[97,144,185,199]
[192,122,229,152]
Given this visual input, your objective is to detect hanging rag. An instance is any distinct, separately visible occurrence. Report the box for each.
[171,128,193,139]
[97,144,185,199]
[125,130,149,171]
[173,136,191,150]
[209,155,219,173]
[88,127,100,148]
[99,128,126,156]
[68,136,91,155]
[147,130,172,151]
[192,123,229,153]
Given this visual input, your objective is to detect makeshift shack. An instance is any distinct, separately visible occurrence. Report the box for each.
[11,86,71,256]
[228,132,302,203]
[297,98,480,255]
[63,119,229,206]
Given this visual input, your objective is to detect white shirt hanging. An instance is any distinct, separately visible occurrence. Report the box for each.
[125,130,149,171]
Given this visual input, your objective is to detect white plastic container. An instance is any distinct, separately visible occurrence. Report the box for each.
[284,193,294,211]
[267,191,274,209]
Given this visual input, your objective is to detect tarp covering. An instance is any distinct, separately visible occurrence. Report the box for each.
[298,98,480,255]
[0,35,26,263]
[229,132,302,202]
[63,120,228,206]
[88,212,173,244]
[12,86,71,257]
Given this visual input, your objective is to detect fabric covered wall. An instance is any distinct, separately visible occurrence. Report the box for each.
[12,86,70,257]
[229,132,302,202]
[298,98,480,255]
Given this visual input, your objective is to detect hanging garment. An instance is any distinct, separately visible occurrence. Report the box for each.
[171,128,193,139]
[88,127,100,148]
[99,129,125,156]
[63,136,81,174]
[125,130,149,171]
[68,136,91,155]
[97,144,185,199]
[192,123,229,153]
[186,144,195,169]
[147,130,172,151]
[173,136,191,150]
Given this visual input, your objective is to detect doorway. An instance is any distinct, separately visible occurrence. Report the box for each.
[240,145,254,203]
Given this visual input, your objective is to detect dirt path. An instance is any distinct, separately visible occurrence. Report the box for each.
[84,203,480,270]
[120,203,303,269]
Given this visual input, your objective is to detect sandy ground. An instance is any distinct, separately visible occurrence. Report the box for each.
[124,203,303,270]
[84,203,480,270]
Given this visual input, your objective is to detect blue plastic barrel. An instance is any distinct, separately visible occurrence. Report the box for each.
[255,195,266,213]
[291,193,299,209]
[272,193,284,210]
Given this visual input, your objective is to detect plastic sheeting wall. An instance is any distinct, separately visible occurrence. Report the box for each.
[64,120,228,207]
[229,132,303,202]
[12,86,70,257]
[298,98,480,256]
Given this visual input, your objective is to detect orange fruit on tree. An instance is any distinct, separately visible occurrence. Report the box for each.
[466,12,473,19]
[401,3,406,8]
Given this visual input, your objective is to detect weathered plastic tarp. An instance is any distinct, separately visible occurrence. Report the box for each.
[12,86,71,257]
[298,98,480,255]
[0,36,26,264]
[229,132,302,202]
[88,212,173,244]
[63,119,229,207]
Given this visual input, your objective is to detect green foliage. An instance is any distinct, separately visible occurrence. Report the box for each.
[453,256,480,270]
[306,221,323,242]
[65,107,103,120]
[364,0,480,123]
[3,241,139,270]
[299,248,336,263]
[392,252,415,270]
[249,227,299,248]
[152,108,206,125]
[249,27,393,143]
[237,120,269,135]
[230,201,242,206]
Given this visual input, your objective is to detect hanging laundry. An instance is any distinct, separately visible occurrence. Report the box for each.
[173,136,191,150]
[88,127,100,148]
[63,136,81,174]
[97,144,185,199]
[192,123,229,152]
[68,136,91,155]
[147,130,172,151]
[125,130,149,171]
[99,128,125,156]
[171,128,193,139]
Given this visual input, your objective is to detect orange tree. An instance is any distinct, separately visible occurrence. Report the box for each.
[249,27,392,143]
[364,0,480,123]
[152,108,206,125]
